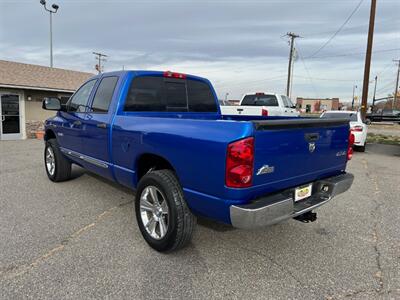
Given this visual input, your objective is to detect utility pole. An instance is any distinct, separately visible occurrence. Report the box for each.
[372,75,378,111]
[93,52,108,74]
[352,85,357,109]
[286,32,300,97]
[360,0,377,120]
[393,59,400,110]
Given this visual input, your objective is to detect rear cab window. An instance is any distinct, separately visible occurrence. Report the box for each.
[123,75,217,113]
[241,94,278,106]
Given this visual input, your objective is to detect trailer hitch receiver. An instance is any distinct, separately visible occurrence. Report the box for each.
[294,211,317,223]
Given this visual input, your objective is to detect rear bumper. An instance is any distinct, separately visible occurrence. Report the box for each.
[230,173,354,229]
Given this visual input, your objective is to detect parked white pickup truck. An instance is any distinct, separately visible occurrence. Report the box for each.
[220,92,299,117]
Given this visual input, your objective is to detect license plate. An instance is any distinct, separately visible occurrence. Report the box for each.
[294,184,312,202]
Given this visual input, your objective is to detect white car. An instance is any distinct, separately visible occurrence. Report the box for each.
[220,92,299,117]
[320,110,368,152]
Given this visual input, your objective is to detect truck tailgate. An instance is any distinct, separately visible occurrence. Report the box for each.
[252,118,350,189]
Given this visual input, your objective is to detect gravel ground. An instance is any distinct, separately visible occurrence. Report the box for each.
[368,124,400,137]
[0,140,399,299]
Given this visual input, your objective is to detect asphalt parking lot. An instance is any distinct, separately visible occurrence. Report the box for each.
[1,140,399,299]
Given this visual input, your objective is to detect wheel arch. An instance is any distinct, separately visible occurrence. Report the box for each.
[44,129,57,141]
[135,153,178,183]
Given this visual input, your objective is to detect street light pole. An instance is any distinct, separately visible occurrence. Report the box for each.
[352,85,357,109]
[40,0,59,68]
[372,75,378,111]
[49,11,53,67]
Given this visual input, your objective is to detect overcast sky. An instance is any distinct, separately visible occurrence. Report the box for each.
[0,0,399,101]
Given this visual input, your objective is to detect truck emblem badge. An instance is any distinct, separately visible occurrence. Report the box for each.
[309,142,316,153]
[336,150,346,157]
[256,165,275,175]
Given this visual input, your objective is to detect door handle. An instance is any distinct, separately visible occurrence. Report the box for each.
[73,120,82,126]
[96,123,107,129]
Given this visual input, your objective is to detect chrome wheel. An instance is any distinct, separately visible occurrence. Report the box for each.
[139,186,169,240]
[45,147,56,176]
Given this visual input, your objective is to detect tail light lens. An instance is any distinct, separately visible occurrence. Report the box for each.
[351,125,363,132]
[347,132,355,160]
[226,137,254,188]
[262,109,268,116]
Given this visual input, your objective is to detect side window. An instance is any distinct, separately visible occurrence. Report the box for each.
[281,95,290,108]
[124,77,165,111]
[283,95,295,108]
[68,80,96,112]
[90,76,118,113]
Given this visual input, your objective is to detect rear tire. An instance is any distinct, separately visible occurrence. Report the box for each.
[44,139,72,182]
[135,169,196,252]
[355,144,366,152]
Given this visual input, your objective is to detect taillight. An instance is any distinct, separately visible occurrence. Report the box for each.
[347,132,355,160]
[262,109,268,116]
[226,137,254,188]
[351,125,363,132]
[163,71,186,79]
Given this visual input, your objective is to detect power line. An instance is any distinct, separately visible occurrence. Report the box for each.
[375,61,397,77]
[305,17,397,38]
[294,75,361,82]
[306,0,365,58]
[296,46,319,98]
[375,80,396,94]
[305,48,400,60]
[214,75,286,88]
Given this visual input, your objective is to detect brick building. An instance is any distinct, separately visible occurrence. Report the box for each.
[0,60,93,140]
[296,97,340,113]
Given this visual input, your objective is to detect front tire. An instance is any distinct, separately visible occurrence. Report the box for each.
[44,139,72,182]
[135,170,196,252]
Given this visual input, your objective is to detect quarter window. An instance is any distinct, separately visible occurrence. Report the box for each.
[68,79,96,112]
[91,76,118,113]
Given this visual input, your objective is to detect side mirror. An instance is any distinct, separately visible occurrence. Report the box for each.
[42,97,61,110]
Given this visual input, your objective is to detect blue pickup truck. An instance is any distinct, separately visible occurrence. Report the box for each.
[42,70,354,252]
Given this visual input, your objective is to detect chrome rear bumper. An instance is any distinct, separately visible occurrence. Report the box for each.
[230,173,354,229]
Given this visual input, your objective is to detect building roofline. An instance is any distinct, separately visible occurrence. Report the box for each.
[0,84,75,93]
[0,59,93,76]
